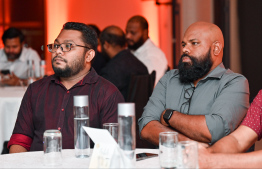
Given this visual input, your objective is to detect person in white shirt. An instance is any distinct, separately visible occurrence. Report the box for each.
[125,15,168,86]
[0,27,41,85]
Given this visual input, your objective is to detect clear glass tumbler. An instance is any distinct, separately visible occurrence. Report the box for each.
[43,129,62,166]
[103,123,119,143]
[159,132,179,169]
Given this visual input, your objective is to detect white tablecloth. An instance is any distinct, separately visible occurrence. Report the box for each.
[0,149,160,168]
[0,86,26,153]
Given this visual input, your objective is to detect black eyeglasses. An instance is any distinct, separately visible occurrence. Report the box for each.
[180,86,195,114]
[47,43,90,53]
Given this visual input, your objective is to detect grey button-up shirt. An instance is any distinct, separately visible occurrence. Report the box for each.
[138,63,249,144]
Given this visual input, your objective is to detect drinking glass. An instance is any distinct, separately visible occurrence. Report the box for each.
[103,123,118,143]
[177,141,198,169]
[43,129,62,166]
[159,132,178,169]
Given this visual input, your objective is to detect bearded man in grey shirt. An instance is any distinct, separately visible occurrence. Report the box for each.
[138,22,249,145]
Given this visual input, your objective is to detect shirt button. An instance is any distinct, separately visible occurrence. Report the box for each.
[61,108,64,111]
[67,91,70,94]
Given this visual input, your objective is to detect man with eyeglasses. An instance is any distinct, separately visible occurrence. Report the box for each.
[138,22,249,146]
[8,22,124,153]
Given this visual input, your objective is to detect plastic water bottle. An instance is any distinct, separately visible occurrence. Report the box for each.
[40,60,46,78]
[118,103,136,168]
[27,60,35,84]
[73,95,90,158]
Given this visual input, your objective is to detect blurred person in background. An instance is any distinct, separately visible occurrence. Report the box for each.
[125,15,168,86]
[87,24,107,74]
[0,27,41,86]
[99,25,148,100]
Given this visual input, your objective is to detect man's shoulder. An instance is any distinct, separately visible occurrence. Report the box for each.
[144,39,165,55]
[30,75,53,87]
[0,49,7,60]
[20,47,40,60]
[221,69,247,82]
[158,69,179,84]
[96,75,120,92]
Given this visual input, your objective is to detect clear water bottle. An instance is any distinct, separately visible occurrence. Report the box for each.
[118,103,136,168]
[27,60,35,84]
[73,95,90,158]
[40,60,46,78]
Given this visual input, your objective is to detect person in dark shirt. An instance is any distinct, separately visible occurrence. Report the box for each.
[8,22,124,153]
[87,24,107,74]
[99,25,148,100]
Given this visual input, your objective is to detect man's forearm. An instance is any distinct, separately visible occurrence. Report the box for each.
[208,126,258,153]
[167,111,211,143]
[140,121,191,145]
[201,150,262,168]
[9,145,28,153]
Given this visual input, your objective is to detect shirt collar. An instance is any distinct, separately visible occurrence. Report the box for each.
[133,38,151,54]
[202,63,226,80]
[50,67,98,85]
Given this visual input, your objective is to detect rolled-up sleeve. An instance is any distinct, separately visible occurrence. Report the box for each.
[206,76,249,144]
[9,85,35,149]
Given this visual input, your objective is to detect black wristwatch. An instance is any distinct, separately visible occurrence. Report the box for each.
[163,109,174,126]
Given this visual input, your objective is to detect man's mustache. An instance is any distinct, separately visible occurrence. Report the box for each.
[52,56,67,63]
[181,53,193,60]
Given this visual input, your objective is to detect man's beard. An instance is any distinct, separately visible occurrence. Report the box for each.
[101,46,111,61]
[52,54,86,78]
[5,49,22,61]
[127,36,144,50]
[178,49,213,84]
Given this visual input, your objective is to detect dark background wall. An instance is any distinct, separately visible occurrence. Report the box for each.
[238,0,262,100]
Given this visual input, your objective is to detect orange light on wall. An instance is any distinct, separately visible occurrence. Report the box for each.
[45,0,69,74]
[141,1,159,46]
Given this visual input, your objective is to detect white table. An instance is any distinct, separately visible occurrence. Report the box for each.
[0,149,160,168]
[0,86,26,153]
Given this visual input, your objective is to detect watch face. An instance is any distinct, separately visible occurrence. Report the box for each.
[164,110,173,123]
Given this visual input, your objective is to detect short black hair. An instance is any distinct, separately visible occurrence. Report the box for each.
[100,26,126,48]
[2,27,25,44]
[62,22,98,51]
[127,15,148,30]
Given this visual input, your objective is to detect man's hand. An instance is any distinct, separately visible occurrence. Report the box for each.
[160,109,169,127]
[198,142,213,168]
[1,72,21,86]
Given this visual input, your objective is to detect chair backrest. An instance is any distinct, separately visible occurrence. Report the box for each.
[127,71,156,148]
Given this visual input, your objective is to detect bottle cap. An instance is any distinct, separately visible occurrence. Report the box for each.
[118,103,135,116]
[73,95,89,107]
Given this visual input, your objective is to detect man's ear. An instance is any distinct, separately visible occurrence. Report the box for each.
[213,41,222,56]
[85,49,95,63]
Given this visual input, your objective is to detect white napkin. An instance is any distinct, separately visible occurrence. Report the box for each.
[83,126,135,168]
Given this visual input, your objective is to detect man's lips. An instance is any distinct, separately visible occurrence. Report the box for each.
[182,56,191,62]
[53,56,66,63]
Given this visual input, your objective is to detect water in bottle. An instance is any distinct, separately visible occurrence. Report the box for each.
[27,60,35,84]
[118,103,136,168]
[73,95,90,158]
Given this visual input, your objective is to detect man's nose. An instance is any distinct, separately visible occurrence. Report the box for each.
[182,46,190,54]
[125,33,131,39]
[55,45,63,54]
